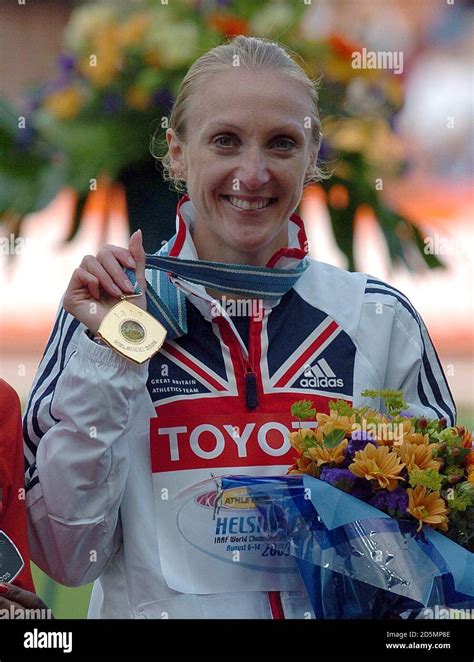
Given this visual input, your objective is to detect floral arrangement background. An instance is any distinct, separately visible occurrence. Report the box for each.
[289,391,474,551]
[0,0,443,270]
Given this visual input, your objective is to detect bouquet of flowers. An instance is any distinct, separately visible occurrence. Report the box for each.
[223,390,474,618]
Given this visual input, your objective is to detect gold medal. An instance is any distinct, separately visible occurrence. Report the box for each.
[97,294,167,364]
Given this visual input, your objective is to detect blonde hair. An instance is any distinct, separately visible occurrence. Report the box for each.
[151,35,326,192]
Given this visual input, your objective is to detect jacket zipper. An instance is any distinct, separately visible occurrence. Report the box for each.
[243,314,259,409]
[219,311,285,617]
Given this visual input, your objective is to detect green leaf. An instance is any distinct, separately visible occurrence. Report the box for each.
[291,400,316,421]
[323,428,346,449]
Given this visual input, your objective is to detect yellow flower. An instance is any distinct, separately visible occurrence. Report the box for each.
[289,428,318,454]
[126,85,151,111]
[406,486,449,532]
[79,49,122,88]
[43,85,86,120]
[467,466,474,484]
[395,443,439,472]
[349,444,405,491]
[315,409,355,443]
[288,455,318,477]
[403,432,430,446]
[117,12,151,48]
[307,439,349,467]
[391,419,416,445]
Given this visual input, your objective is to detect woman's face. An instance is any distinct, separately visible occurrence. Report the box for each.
[166,68,317,265]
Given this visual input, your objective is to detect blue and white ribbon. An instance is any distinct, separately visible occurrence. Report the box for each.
[124,235,308,340]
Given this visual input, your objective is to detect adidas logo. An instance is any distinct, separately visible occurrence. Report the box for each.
[299,358,344,389]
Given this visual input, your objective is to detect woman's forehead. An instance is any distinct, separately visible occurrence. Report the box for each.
[187,69,312,133]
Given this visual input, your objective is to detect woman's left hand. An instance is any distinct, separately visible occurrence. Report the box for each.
[0,583,53,618]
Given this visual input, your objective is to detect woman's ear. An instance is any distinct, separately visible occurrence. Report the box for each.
[166,128,186,179]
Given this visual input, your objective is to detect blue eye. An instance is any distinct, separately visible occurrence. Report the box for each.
[273,137,295,149]
[213,135,237,147]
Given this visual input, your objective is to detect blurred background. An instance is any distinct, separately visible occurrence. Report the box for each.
[0,0,473,618]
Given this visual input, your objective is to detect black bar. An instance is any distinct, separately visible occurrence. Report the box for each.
[0,618,471,660]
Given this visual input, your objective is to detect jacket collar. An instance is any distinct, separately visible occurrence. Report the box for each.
[159,194,308,318]
[168,194,308,268]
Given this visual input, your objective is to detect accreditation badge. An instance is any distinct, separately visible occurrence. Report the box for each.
[150,412,306,594]
[0,530,25,583]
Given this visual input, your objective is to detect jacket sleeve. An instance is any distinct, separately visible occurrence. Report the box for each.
[383,296,457,426]
[358,277,457,426]
[23,309,149,587]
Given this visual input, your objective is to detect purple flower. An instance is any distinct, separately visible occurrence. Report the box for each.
[346,430,376,459]
[57,53,76,73]
[320,467,357,493]
[151,88,174,111]
[102,94,123,114]
[351,479,373,501]
[369,487,408,516]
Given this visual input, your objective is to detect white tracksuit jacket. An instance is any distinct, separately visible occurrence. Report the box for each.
[23,195,457,619]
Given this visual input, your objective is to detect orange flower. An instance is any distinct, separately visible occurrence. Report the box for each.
[328,33,362,60]
[207,13,249,37]
[460,428,472,449]
[289,428,318,454]
[406,486,449,532]
[307,439,348,467]
[468,467,474,484]
[403,432,430,446]
[315,410,356,443]
[395,443,439,472]
[349,444,405,491]
[288,454,318,477]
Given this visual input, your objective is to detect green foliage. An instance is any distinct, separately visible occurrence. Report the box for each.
[328,399,354,417]
[360,389,408,416]
[408,468,443,492]
[323,428,346,449]
[291,400,316,421]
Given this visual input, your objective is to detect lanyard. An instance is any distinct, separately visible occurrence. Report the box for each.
[125,235,308,340]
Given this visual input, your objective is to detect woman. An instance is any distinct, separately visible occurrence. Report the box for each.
[23,36,456,619]
[0,379,49,617]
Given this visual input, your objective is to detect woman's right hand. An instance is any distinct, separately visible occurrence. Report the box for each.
[63,230,147,336]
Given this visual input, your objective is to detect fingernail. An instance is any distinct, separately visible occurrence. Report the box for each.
[112,285,122,297]
[126,257,136,268]
[123,278,134,292]
[0,584,9,594]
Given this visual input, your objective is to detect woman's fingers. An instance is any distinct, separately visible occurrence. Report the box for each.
[128,230,147,295]
[67,267,101,302]
[86,251,134,295]
[81,256,124,298]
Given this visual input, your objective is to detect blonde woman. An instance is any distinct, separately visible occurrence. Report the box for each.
[23,36,455,619]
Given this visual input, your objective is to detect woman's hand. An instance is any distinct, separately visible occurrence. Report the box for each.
[63,230,147,336]
[0,583,53,618]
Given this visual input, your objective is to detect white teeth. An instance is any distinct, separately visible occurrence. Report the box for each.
[226,196,272,211]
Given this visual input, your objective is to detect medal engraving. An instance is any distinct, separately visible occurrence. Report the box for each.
[97,299,167,364]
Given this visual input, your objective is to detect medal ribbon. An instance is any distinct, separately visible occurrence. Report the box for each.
[124,235,308,340]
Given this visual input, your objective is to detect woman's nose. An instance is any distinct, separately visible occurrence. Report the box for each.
[235,148,271,190]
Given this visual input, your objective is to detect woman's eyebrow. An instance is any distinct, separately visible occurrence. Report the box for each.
[206,121,305,135]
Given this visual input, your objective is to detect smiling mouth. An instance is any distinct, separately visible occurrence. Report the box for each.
[221,195,277,211]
